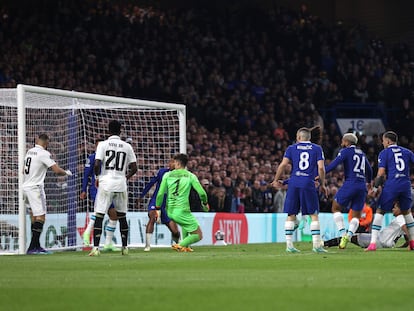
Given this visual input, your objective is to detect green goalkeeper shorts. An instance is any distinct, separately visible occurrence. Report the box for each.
[169,210,199,233]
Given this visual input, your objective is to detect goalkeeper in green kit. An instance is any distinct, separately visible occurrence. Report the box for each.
[156,153,209,252]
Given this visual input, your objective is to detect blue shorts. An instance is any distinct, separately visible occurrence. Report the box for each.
[148,198,171,224]
[284,186,319,216]
[335,182,367,212]
[378,184,412,211]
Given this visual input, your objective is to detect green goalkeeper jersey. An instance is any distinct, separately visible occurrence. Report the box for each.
[156,168,207,213]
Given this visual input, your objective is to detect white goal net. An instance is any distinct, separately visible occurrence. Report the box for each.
[0,85,186,254]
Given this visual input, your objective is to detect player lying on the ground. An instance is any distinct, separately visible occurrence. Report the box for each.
[324,202,409,249]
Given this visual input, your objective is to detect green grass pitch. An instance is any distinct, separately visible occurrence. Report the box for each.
[0,242,412,311]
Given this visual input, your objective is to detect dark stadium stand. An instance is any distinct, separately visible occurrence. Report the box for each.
[1,0,414,213]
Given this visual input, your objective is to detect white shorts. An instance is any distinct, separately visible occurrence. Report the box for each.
[94,188,128,215]
[356,233,392,248]
[356,233,371,248]
[23,186,47,217]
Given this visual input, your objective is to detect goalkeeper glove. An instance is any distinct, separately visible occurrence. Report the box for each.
[155,210,161,224]
[202,202,210,212]
[65,170,73,176]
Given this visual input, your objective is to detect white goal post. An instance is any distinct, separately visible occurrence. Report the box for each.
[0,84,186,254]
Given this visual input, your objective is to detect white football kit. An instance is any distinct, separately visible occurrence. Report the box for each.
[22,144,56,216]
[94,135,137,214]
[357,215,405,248]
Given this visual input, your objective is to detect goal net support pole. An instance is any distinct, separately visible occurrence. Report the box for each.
[67,110,78,247]
[17,85,27,254]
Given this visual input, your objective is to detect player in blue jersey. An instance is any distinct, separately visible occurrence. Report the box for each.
[140,158,180,251]
[281,126,323,230]
[325,133,373,249]
[272,127,328,253]
[80,138,119,251]
[366,131,414,251]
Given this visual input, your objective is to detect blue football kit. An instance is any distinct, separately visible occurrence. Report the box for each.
[283,141,325,215]
[140,167,172,224]
[326,145,372,211]
[377,144,414,211]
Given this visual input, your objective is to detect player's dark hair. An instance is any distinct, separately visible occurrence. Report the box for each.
[310,126,322,144]
[38,133,49,141]
[383,131,398,143]
[108,120,122,135]
[173,153,188,167]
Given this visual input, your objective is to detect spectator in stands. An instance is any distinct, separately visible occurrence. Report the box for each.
[273,182,287,213]
[237,180,252,212]
[230,187,242,213]
[262,182,274,213]
[222,177,234,213]
[251,180,264,213]
[190,179,210,212]
[273,122,289,141]
[2,2,414,218]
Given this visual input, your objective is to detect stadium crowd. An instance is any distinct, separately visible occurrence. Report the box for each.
[1,1,414,213]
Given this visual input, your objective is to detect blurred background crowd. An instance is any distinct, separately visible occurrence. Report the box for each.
[1,0,414,213]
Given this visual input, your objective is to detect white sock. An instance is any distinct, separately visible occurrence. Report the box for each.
[84,213,96,235]
[145,233,152,247]
[370,214,384,244]
[403,213,414,240]
[104,219,117,246]
[285,220,295,248]
[347,217,359,237]
[310,221,321,248]
[333,212,346,237]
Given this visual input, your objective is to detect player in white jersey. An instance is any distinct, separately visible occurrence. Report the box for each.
[324,202,409,249]
[89,120,137,256]
[357,202,408,248]
[80,137,120,251]
[23,133,72,255]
